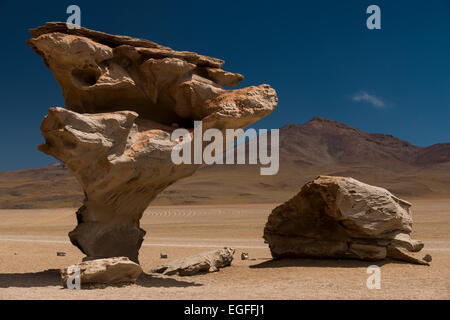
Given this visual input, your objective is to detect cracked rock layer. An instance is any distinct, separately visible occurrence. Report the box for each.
[264,176,430,265]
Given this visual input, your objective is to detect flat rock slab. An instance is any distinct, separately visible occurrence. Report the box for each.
[61,257,143,288]
[386,246,429,266]
[151,247,235,276]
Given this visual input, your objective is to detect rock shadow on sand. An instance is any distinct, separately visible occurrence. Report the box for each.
[249,258,411,269]
[0,269,61,288]
[0,270,202,289]
[136,273,203,288]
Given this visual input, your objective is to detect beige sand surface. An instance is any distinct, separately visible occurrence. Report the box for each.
[0,200,449,300]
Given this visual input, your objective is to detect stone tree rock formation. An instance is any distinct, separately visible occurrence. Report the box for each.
[28,22,278,263]
[264,176,431,265]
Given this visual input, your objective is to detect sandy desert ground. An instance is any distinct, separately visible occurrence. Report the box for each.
[0,200,449,300]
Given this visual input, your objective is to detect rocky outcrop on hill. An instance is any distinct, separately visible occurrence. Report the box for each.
[28,22,277,263]
[264,176,431,265]
[61,257,143,288]
[151,247,235,276]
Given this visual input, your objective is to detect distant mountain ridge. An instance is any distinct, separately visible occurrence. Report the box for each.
[1,117,449,208]
[279,117,450,168]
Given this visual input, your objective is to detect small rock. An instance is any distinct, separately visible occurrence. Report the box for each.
[160,253,168,259]
[151,247,235,276]
[57,252,66,257]
[241,252,249,260]
[423,254,432,263]
[60,257,143,288]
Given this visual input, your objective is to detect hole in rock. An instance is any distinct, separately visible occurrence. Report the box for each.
[71,68,100,87]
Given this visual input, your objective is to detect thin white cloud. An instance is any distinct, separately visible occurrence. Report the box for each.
[352,91,386,108]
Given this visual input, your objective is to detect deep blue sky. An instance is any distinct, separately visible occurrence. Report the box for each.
[0,0,449,171]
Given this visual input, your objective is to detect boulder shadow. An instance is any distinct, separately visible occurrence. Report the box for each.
[136,272,203,288]
[249,258,399,269]
[0,270,202,289]
[0,269,61,288]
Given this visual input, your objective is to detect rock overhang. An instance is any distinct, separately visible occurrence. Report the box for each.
[27,22,276,132]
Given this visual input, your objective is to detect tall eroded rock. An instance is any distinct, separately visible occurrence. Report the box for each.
[264,176,430,265]
[28,22,278,263]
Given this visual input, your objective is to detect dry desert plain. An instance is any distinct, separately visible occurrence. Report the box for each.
[0,200,449,300]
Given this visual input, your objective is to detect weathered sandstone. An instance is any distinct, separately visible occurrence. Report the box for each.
[61,257,142,288]
[264,176,430,265]
[151,247,235,276]
[28,22,278,263]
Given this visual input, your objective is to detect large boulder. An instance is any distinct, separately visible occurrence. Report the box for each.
[151,247,235,276]
[27,23,278,263]
[61,257,143,288]
[263,176,430,265]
